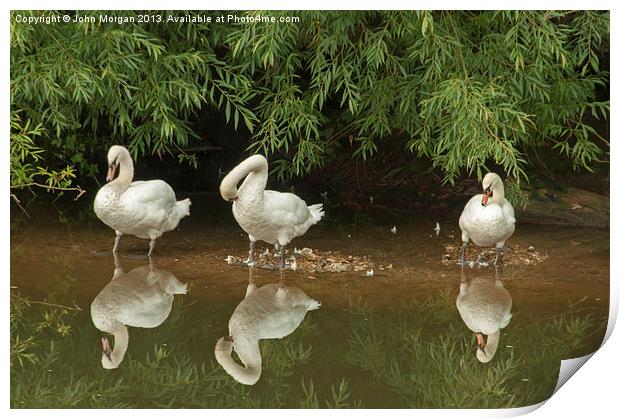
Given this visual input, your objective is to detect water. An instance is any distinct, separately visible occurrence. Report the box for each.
[10,199,609,408]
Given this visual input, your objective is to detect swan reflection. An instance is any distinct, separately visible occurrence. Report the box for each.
[456,267,512,363]
[90,254,187,369]
[215,268,320,385]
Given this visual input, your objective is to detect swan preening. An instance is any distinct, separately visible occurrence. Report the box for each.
[459,173,516,266]
[214,269,320,385]
[219,155,324,269]
[90,254,187,369]
[94,145,191,257]
[456,267,512,363]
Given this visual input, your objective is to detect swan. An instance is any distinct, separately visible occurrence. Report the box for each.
[458,172,515,266]
[90,254,187,369]
[94,145,191,256]
[219,155,324,269]
[456,268,512,363]
[214,269,320,385]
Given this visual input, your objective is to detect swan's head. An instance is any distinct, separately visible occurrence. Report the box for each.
[215,336,234,351]
[220,186,238,202]
[475,332,497,363]
[219,155,268,202]
[100,336,118,369]
[481,172,501,206]
[219,168,239,202]
[106,145,130,182]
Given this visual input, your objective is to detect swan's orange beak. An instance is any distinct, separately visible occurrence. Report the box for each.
[101,336,112,357]
[476,333,486,349]
[481,190,493,206]
[106,163,117,182]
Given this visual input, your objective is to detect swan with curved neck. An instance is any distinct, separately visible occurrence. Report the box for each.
[456,267,512,363]
[458,172,515,266]
[94,145,191,257]
[91,254,187,369]
[220,155,324,268]
[214,269,320,385]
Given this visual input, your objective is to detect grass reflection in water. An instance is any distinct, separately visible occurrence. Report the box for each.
[10,282,604,408]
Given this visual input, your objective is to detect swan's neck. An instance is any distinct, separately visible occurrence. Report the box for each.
[490,181,505,205]
[215,335,262,385]
[220,156,268,202]
[111,153,134,189]
[476,331,500,363]
[102,324,129,369]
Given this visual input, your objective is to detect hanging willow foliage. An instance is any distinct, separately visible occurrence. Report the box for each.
[10,10,609,197]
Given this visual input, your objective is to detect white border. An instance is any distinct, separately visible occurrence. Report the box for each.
[3,2,617,418]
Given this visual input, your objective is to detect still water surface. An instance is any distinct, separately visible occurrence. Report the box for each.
[10,202,608,408]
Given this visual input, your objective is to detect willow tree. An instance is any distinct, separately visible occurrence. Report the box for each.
[10,10,609,201]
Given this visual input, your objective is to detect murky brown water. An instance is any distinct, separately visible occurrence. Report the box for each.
[10,198,609,408]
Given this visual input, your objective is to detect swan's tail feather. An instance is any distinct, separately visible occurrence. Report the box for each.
[308,203,325,223]
[175,198,191,217]
[307,299,321,311]
[214,337,261,386]
[161,276,187,295]
[167,198,191,229]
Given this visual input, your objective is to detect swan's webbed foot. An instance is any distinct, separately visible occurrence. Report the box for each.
[245,240,256,266]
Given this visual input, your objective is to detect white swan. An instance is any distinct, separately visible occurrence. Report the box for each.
[456,268,512,363]
[94,145,191,256]
[214,269,320,385]
[458,172,515,265]
[90,254,187,369]
[219,155,324,268]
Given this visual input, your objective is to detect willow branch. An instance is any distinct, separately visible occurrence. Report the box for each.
[10,183,86,201]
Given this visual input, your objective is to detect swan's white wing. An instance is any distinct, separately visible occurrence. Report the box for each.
[502,199,516,224]
[459,194,483,232]
[121,180,176,209]
[117,180,178,234]
[103,269,176,328]
[262,191,312,227]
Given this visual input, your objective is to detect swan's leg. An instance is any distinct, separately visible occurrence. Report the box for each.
[148,239,157,257]
[112,252,124,279]
[246,239,256,266]
[245,267,257,298]
[279,245,286,270]
[113,231,123,254]
[494,245,504,266]
[459,241,469,266]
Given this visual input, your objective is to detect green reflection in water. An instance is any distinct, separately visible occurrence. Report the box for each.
[10,284,605,408]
